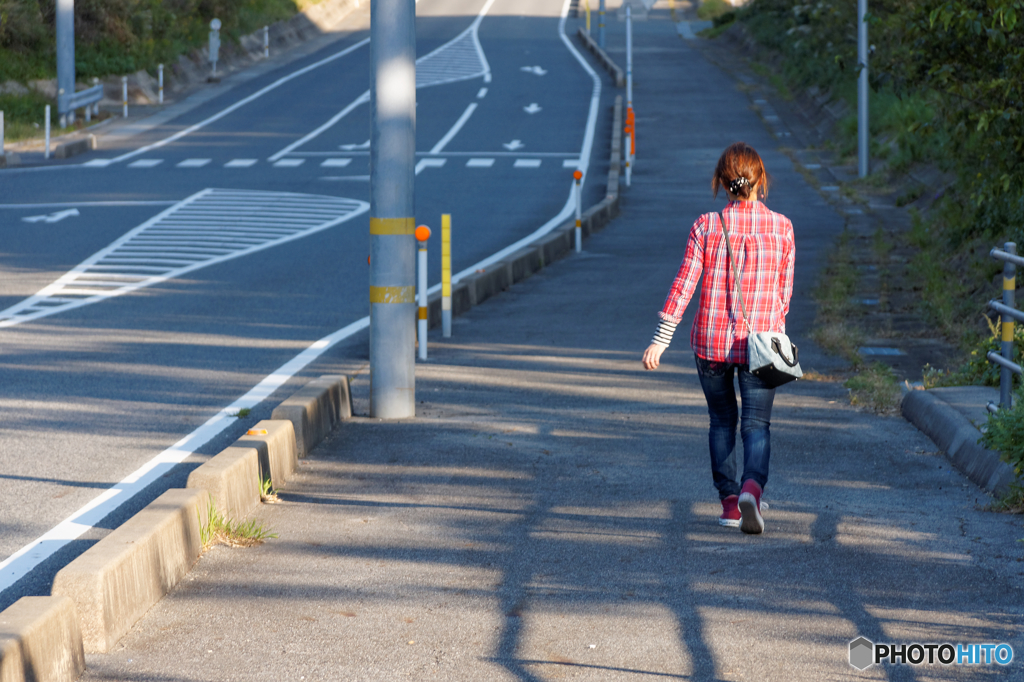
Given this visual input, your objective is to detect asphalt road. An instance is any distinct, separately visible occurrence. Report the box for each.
[0,0,614,609]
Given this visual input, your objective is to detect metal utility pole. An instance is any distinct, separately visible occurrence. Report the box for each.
[598,0,606,48]
[56,0,74,127]
[369,0,417,419]
[857,0,869,178]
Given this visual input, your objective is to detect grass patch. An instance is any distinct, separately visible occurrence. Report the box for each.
[231,407,252,418]
[199,498,277,550]
[696,0,734,21]
[811,229,863,364]
[845,362,902,414]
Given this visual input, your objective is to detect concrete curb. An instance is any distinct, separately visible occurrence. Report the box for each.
[54,136,96,160]
[235,420,298,491]
[577,27,625,87]
[901,391,1016,496]
[50,489,209,654]
[0,596,84,682]
[186,446,262,521]
[272,375,352,458]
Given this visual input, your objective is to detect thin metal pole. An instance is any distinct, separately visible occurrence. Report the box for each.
[598,0,605,48]
[56,0,74,124]
[857,0,869,178]
[585,0,591,34]
[417,226,430,361]
[158,64,164,104]
[121,77,128,118]
[625,130,631,187]
[44,105,50,159]
[626,3,633,110]
[1001,242,1017,408]
[0,111,4,156]
[369,0,417,418]
[574,170,583,252]
[441,213,452,338]
[264,26,270,58]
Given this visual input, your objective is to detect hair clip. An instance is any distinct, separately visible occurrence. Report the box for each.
[728,177,750,194]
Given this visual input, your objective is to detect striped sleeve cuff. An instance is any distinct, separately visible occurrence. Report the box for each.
[652,319,677,347]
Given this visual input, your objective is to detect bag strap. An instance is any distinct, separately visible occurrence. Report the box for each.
[717,212,753,334]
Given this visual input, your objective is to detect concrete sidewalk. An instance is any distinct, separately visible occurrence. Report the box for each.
[81,12,1024,682]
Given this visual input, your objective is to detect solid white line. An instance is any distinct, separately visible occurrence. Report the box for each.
[0,0,603,600]
[106,38,371,165]
[429,103,478,154]
[0,201,178,209]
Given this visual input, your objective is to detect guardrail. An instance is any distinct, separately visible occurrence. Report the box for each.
[66,82,103,123]
[986,241,1023,412]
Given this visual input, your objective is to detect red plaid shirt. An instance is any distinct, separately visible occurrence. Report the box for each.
[659,201,795,363]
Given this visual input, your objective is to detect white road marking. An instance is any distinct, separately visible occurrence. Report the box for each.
[563,159,581,168]
[521,65,548,76]
[225,159,258,168]
[429,103,477,154]
[414,158,446,174]
[523,103,542,114]
[0,0,602,602]
[466,158,495,168]
[273,158,305,168]
[502,140,524,151]
[101,38,372,166]
[513,159,541,168]
[82,159,113,167]
[0,201,177,209]
[269,0,497,162]
[176,158,211,168]
[0,189,368,329]
[21,208,80,223]
[477,87,488,98]
[321,158,353,167]
[338,139,371,151]
[128,159,163,168]
[319,175,369,181]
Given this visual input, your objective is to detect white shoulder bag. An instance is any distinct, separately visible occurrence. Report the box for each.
[718,212,802,388]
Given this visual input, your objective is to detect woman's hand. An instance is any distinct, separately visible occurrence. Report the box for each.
[642,344,666,370]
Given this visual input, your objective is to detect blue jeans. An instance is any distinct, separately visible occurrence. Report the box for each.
[694,355,775,500]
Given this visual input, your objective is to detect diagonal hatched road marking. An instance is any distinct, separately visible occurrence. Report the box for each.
[0,188,369,328]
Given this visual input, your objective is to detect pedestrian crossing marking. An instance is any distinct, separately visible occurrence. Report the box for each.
[466,158,494,168]
[321,158,353,167]
[177,159,211,168]
[0,189,369,328]
[514,159,542,168]
[128,159,163,168]
[562,159,581,168]
[225,159,258,168]
[273,159,305,168]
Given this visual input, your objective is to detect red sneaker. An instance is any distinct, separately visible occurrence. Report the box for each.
[738,480,764,534]
[719,495,740,527]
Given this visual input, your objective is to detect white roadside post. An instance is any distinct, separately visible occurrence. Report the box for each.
[121,77,127,118]
[264,26,270,58]
[158,64,164,104]
[857,0,868,178]
[209,19,222,79]
[441,214,452,338]
[416,225,431,361]
[0,111,4,156]
[574,169,583,253]
[92,78,100,118]
[44,105,51,159]
[625,2,633,187]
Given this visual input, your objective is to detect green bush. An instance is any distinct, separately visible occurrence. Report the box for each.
[981,389,1024,482]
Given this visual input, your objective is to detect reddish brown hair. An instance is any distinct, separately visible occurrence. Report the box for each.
[712,142,769,200]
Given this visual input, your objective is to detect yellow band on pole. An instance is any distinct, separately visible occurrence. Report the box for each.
[370,217,415,235]
[419,307,428,320]
[442,213,452,298]
[1003,321,1015,342]
[369,285,415,303]
[1005,276,1016,291]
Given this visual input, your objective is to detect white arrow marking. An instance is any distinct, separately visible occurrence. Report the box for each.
[22,208,80,224]
[502,140,525,151]
[523,103,542,114]
[339,140,370,151]
[521,66,548,76]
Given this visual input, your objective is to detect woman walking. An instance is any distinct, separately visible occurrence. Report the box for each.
[642,142,795,535]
